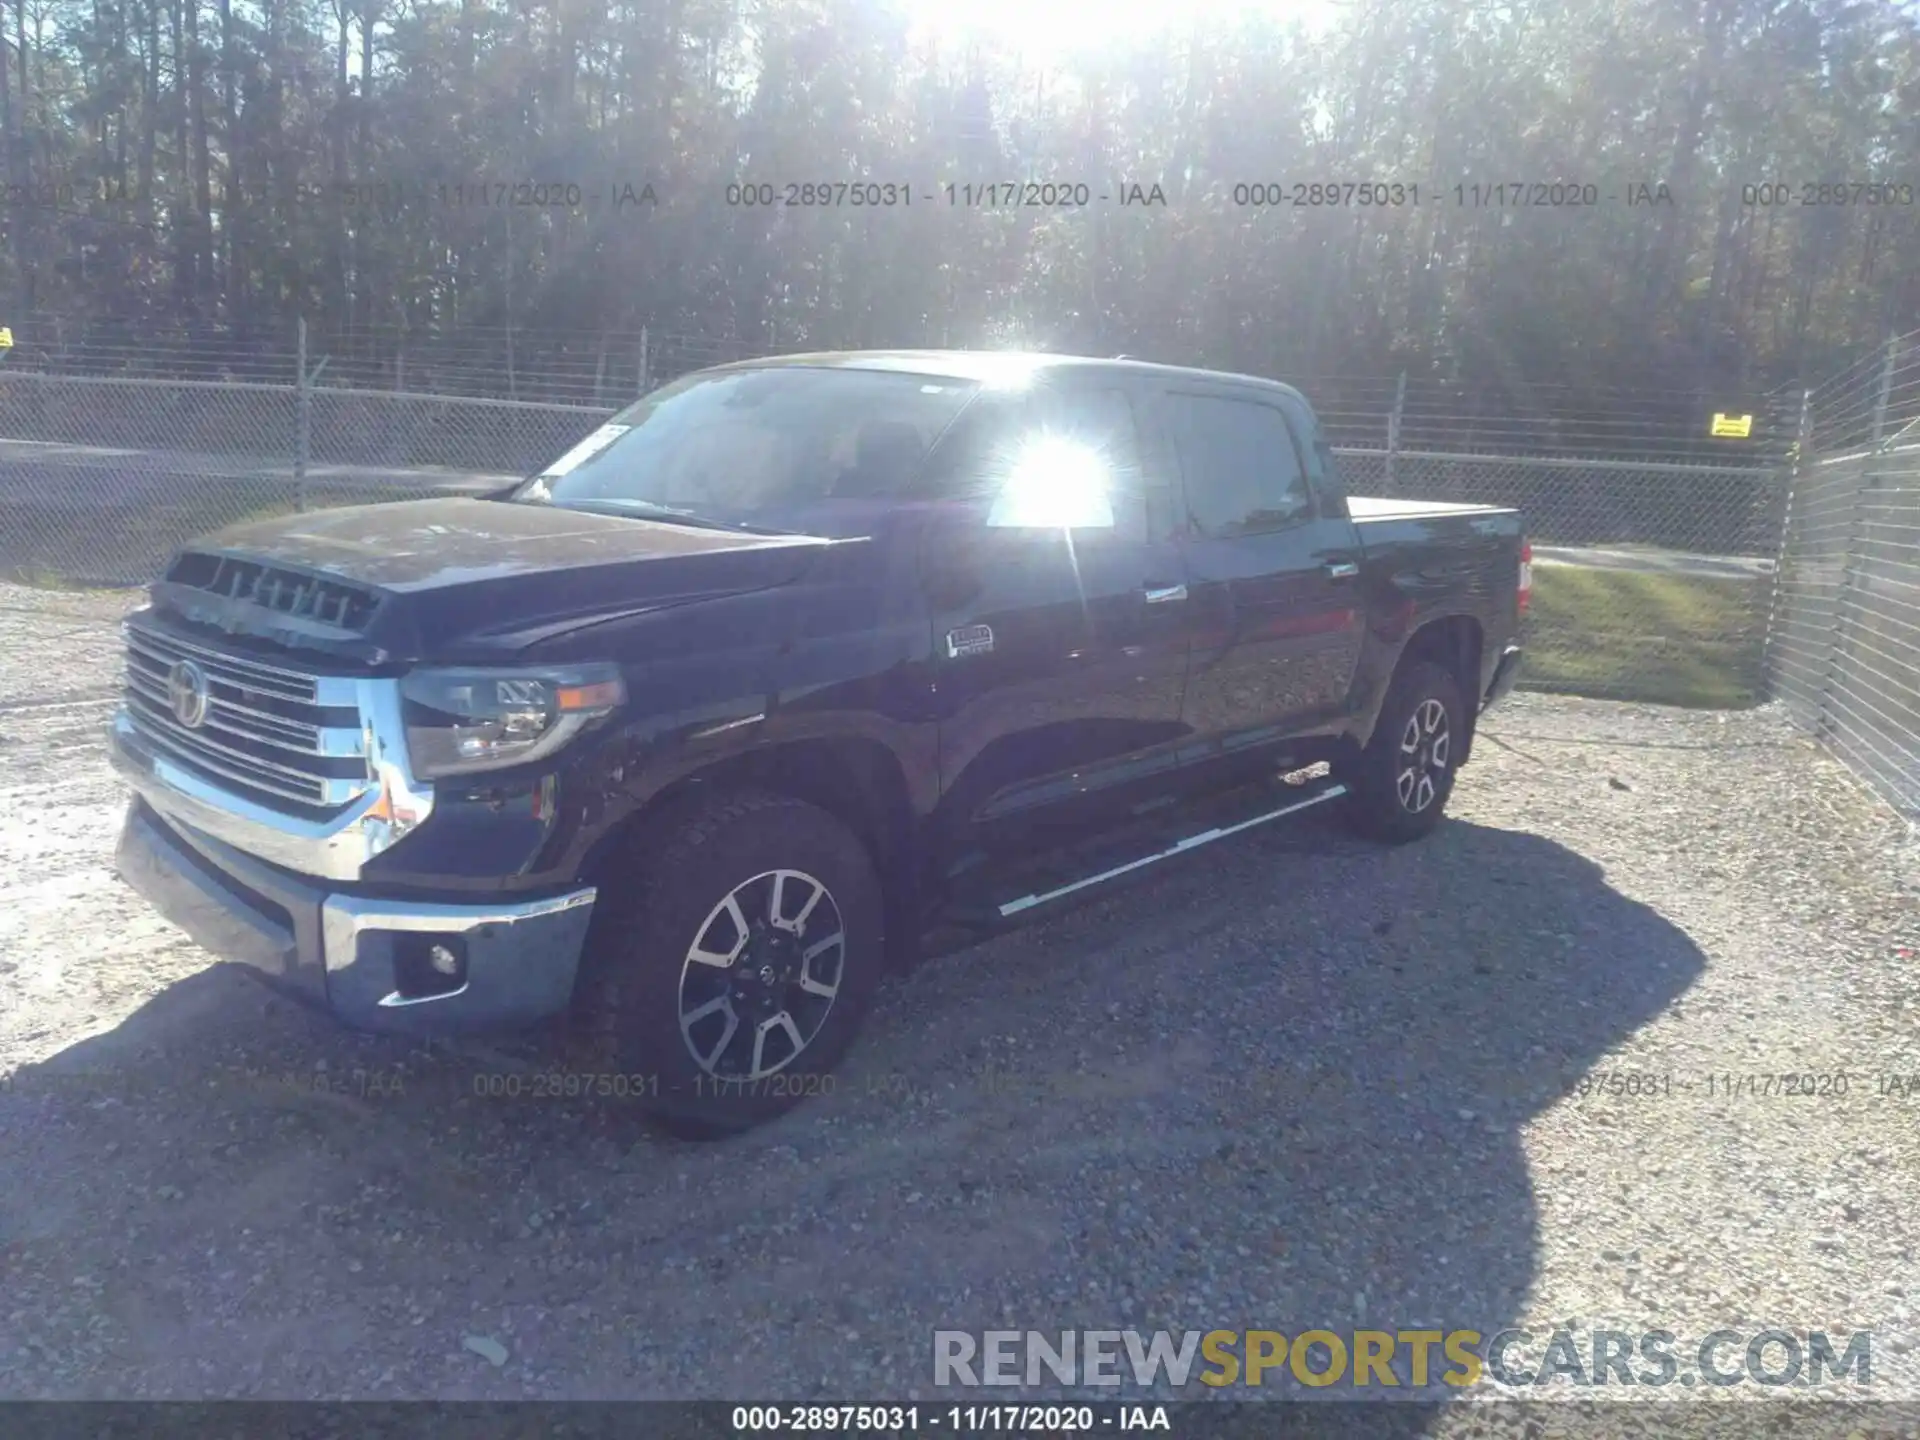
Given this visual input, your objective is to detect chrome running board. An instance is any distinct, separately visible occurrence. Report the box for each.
[997,783,1348,917]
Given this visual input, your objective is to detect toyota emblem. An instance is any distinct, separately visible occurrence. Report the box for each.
[167,659,211,729]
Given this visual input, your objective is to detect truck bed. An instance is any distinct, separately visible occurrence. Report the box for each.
[1347,495,1516,521]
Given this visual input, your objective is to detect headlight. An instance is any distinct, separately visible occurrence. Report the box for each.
[400,665,626,779]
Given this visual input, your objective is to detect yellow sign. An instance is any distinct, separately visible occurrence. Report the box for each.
[0,327,14,348]
[1710,412,1752,438]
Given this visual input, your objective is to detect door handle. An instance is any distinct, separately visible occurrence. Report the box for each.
[1326,562,1359,580]
[1143,583,1188,604]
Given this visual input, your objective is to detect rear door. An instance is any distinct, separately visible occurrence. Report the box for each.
[919,380,1194,848]
[1155,386,1366,746]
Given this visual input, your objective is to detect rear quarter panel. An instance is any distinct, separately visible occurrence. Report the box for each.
[1348,502,1523,745]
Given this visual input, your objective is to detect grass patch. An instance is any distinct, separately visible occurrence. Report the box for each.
[1523,565,1768,709]
[0,565,138,592]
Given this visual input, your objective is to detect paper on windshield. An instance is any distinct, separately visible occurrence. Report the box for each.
[538,424,631,478]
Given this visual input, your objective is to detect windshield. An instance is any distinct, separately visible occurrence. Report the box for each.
[511,367,980,537]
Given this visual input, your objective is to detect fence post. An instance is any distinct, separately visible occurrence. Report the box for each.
[294,316,310,511]
[1819,416,1876,746]
[1386,371,1406,493]
[1760,387,1813,699]
[1873,333,1896,446]
[637,325,650,397]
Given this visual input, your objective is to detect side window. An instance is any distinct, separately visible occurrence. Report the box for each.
[1313,436,1349,512]
[1030,387,1149,542]
[1277,391,1349,519]
[1164,392,1310,538]
[917,386,1149,541]
[916,395,1023,503]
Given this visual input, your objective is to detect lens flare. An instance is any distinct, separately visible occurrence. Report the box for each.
[987,434,1116,529]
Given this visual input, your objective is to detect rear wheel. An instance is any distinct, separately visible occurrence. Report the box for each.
[1342,660,1466,844]
[575,790,886,1137]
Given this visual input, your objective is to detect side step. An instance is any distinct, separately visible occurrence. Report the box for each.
[1000,781,1347,916]
[936,775,1347,930]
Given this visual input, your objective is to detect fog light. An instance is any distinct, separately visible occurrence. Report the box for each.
[391,932,468,1000]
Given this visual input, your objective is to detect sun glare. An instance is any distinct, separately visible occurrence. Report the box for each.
[989,434,1116,529]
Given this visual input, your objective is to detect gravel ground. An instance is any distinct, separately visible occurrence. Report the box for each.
[2,579,1918,1427]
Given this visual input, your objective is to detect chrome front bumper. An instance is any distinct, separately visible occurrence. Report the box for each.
[115,798,597,1034]
[109,624,596,1032]
[109,694,432,885]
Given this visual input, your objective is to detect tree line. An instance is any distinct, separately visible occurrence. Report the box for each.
[2,0,1917,407]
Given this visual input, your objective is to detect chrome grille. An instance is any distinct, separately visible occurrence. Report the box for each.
[122,622,374,813]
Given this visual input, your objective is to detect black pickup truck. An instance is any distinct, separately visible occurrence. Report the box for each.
[111,351,1527,1133]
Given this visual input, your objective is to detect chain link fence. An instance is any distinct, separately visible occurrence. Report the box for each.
[1768,331,1920,822]
[7,319,1914,823]
[1342,447,1782,708]
[0,372,523,582]
[0,338,1788,713]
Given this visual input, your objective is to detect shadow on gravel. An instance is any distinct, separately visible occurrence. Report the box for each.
[1,813,1704,1418]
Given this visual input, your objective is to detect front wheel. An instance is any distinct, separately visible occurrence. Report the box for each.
[575,790,886,1137]
[1342,660,1466,844]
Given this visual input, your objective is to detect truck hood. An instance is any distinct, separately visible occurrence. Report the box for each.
[149,496,834,666]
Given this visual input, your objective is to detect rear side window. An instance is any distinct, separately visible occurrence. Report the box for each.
[1164,393,1310,538]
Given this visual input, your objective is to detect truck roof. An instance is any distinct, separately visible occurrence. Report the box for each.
[704,349,1312,405]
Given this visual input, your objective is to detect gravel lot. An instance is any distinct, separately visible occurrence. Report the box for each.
[2,579,1918,1423]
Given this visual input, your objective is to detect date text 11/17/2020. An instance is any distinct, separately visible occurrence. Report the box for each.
[1230,182,1676,207]
[727,1405,1171,1433]
[245,180,662,211]
[376,178,1681,210]
[717,181,1678,208]
[721,182,1170,208]
[1567,1071,1920,1099]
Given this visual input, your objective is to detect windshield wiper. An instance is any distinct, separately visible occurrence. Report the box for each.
[546,498,783,535]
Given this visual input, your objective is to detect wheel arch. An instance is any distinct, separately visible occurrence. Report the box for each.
[1390,613,1484,765]
[580,736,922,970]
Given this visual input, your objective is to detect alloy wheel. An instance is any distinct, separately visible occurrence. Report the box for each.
[676,869,846,1079]
[1396,698,1451,814]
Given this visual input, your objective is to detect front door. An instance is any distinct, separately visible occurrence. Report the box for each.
[920,381,1193,854]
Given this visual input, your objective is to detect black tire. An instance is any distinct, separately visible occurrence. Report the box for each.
[574,789,886,1138]
[1342,660,1467,844]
